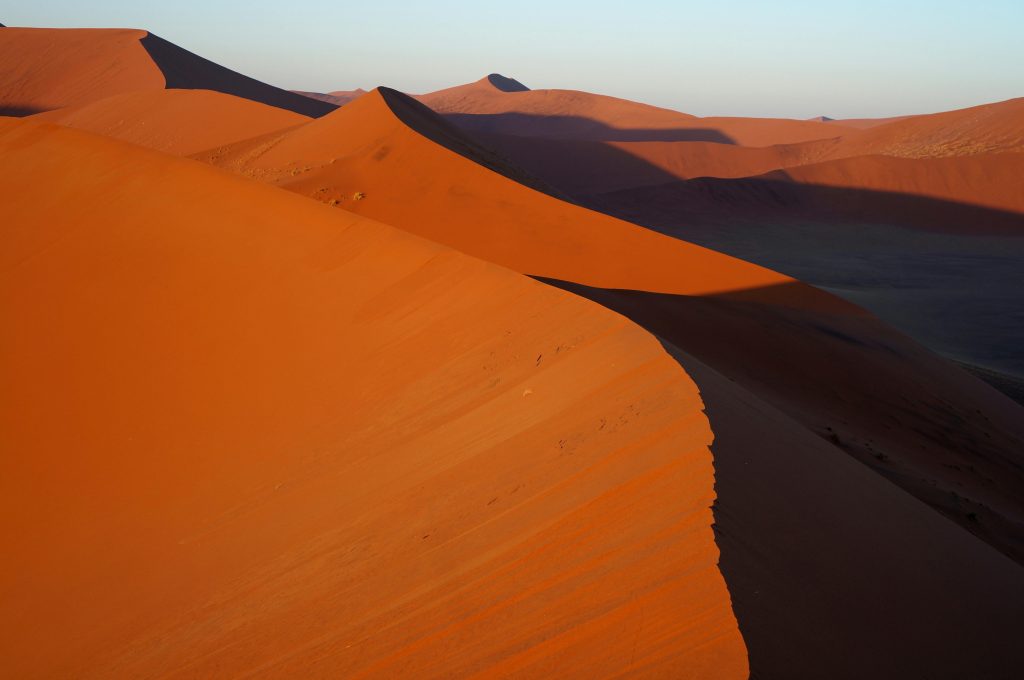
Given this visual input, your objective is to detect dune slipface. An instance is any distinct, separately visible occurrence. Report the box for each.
[31,89,310,155]
[194,83,1024,677]
[196,87,843,312]
[0,27,334,117]
[419,75,843,146]
[0,119,747,678]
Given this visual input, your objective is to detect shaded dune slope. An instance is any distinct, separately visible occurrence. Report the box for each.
[0,27,334,117]
[420,76,845,146]
[30,89,309,155]
[197,88,1024,677]
[0,118,747,678]
[196,87,843,311]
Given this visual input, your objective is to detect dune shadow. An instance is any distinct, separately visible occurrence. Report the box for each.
[442,111,737,143]
[594,175,1024,235]
[378,87,571,199]
[0,106,44,117]
[485,74,529,92]
[533,275,1024,679]
[139,33,337,118]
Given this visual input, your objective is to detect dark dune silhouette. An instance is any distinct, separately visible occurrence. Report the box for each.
[442,111,737,142]
[486,73,529,92]
[138,33,335,117]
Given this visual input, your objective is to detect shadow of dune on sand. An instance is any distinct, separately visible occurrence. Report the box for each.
[595,175,1024,235]
[379,87,572,199]
[442,111,738,143]
[139,33,337,118]
[535,276,1024,679]
[0,106,44,117]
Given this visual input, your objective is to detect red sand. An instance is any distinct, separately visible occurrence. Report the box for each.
[31,89,309,155]
[197,87,846,312]
[420,76,844,146]
[0,117,747,678]
[0,28,163,115]
[0,27,333,117]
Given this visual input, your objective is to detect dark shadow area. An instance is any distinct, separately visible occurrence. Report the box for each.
[442,111,738,143]
[0,106,44,117]
[486,73,529,92]
[378,87,572,200]
[595,175,1024,235]
[957,361,1024,407]
[534,275,1024,679]
[139,33,337,118]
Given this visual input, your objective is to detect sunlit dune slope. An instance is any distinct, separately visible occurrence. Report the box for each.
[31,89,309,155]
[420,75,844,146]
[0,118,746,679]
[196,87,846,312]
[0,27,334,117]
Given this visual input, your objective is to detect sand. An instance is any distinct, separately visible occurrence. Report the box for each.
[31,89,309,155]
[0,117,746,678]
[0,27,333,117]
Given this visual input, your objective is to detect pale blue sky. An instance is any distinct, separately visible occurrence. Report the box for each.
[4,1,1023,118]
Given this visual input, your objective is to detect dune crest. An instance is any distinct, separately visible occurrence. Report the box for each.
[31,89,310,155]
[0,27,334,117]
[0,118,747,678]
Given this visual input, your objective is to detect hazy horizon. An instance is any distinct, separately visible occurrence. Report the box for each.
[4,0,1023,119]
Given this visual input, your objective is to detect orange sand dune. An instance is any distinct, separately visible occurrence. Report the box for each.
[31,89,309,155]
[0,27,334,117]
[0,118,747,678]
[822,97,1024,159]
[293,88,368,106]
[767,152,1024,220]
[825,115,912,129]
[420,75,843,146]
[197,87,844,311]
[198,85,1024,555]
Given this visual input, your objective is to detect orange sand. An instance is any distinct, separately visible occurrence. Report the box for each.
[32,89,309,155]
[0,117,747,678]
[197,87,846,312]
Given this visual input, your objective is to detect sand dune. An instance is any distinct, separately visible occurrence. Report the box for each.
[0,27,334,117]
[194,86,1024,676]
[0,117,746,678]
[293,88,368,106]
[420,75,844,146]
[196,87,842,310]
[31,89,309,155]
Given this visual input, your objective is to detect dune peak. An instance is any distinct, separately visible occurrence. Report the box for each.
[484,73,529,92]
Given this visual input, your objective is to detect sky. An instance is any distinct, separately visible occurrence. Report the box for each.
[4,1,1023,118]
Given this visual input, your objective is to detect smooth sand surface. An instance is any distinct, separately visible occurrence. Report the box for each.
[196,87,845,312]
[31,89,309,155]
[0,27,333,117]
[0,118,747,678]
[421,76,844,146]
[0,28,163,115]
[293,88,368,106]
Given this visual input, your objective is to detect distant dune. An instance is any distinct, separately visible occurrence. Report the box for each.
[197,87,833,307]
[31,89,309,155]
[420,75,844,146]
[0,27,335,117]
[5,26,1024,680]
[0,117,746,678]
[292,88,367,106]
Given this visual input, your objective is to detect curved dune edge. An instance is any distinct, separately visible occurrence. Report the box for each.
[29,89,310,156]
[195,87,851,314]
[0,118,747,678]
[0,27,334,118]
